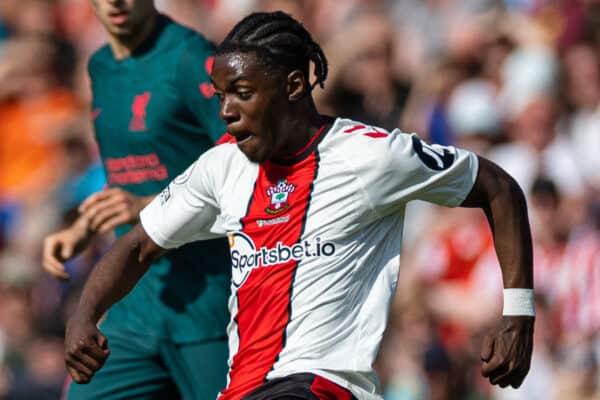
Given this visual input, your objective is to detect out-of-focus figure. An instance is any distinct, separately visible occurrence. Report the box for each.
[318,9,411,131]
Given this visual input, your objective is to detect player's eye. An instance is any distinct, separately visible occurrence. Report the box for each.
[214,91,224,102]
[237,90,253,100]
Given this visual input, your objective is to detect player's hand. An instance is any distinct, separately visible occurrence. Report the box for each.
[65,316,110,384]
[79,188,152,234]
[480,316,534,388]
[42,223,92,280]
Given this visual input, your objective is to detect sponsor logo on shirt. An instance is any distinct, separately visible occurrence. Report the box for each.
[105,153,168,185]
[265,179,295,215]
[256,215,290,228]
[228,231,336,287]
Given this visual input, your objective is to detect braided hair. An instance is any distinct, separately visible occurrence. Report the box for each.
[216,11,328,91]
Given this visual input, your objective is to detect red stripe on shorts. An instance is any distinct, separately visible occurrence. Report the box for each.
[310,375,353,400]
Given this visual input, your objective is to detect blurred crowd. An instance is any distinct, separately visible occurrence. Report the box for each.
[0,0,599,399]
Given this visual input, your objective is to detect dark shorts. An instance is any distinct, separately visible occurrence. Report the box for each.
[243,373,358,400]
[65,331,228,400]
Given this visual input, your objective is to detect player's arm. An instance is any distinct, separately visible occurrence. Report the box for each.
[357,131,534,389]
[43,214,95,280]
[65,156,223,383]
[460,156,534,389]
[64,223,166,384]
[42,188,154,280]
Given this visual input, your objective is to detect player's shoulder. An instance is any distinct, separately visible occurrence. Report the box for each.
[322,118,464,174]
[88,44,113,76]
[327,118,413,143]
[181,27,215,53]
[189,142,252,189]
[323,117,415,161]
[165,24,215,81]
[165,18,215,58]
[199,141,250,170]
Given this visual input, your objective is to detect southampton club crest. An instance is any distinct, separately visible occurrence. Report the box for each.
[265,179,296,214]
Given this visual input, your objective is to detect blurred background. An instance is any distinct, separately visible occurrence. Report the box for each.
[0,0,599,399]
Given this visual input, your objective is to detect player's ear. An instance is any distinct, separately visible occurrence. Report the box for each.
[286,70,308,101]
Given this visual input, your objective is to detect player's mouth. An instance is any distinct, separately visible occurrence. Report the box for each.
[107,10,129,25]
[234,132,254,144]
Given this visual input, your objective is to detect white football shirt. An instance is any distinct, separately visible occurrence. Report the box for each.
[140,117,479,399]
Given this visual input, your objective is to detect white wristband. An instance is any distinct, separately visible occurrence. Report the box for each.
[502,288,535,317]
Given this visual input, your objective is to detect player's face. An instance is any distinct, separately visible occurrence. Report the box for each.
[212,52,289,163]
[91,0,155,38]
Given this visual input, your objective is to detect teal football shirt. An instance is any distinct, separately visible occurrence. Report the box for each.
[88,15,230,343]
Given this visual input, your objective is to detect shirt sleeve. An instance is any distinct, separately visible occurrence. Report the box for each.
[353,128,479,217]
[175,35,226,143]
[139,151,225,249]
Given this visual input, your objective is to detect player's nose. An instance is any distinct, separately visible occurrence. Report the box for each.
[220,96,240,125]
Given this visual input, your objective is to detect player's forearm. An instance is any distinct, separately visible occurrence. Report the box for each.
[71,213,96,240]
[72,224,162,323]
[462,157,533,289]
[486,175,533,288]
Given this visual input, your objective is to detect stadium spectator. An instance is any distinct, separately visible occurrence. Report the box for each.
[318,9,411,131]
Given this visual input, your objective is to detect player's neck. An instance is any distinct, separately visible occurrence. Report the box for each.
[275,101,323,159]
[108,12,158,60]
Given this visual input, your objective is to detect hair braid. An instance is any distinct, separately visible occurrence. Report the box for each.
[217,11,329,90]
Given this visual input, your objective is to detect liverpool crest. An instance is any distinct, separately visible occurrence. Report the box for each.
[265,179,295,214]
[130,91,151,132]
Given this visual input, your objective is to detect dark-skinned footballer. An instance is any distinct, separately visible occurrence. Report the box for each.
[64,11,534,400]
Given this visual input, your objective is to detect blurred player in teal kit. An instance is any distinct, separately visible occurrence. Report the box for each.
[42,0,230,399]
